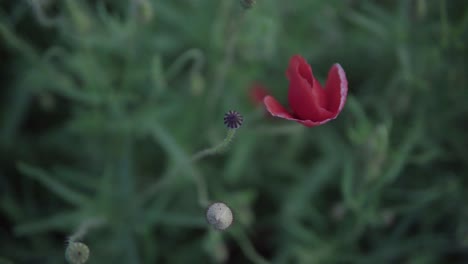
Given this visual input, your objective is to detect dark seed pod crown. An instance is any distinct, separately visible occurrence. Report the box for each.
[224,110,243,129]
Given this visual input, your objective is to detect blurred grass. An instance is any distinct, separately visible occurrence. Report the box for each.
[1,0,467,263]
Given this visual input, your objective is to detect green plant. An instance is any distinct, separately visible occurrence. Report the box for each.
[1,0,467,263]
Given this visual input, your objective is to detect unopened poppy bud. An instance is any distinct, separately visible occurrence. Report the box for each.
[223,110,243,129]
[240,0,256,9]
[206,202,233,230]
[65,242,89,264]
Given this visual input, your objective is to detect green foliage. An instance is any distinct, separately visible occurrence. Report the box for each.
[1,0,467,263]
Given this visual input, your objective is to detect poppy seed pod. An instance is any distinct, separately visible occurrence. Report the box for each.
[223,110,243,129]
[206,202,233,230]
[65,242,89,264]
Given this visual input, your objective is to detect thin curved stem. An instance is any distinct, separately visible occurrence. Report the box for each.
[192,129,237,162]
[231,230,270,264]
[68,217,105,242]
[30,0,61,27]
[166,48,205,82]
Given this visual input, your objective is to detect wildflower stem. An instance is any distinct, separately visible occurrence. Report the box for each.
[149,114,241,208]
[166,48,205,82]
[143,126,239,207]
[191,129,237,162]
[231,230,270,264]
[68,217,105,242]
[150,124,211,208]
[30,0,60,27]
[193,170,210,207]
[207,4,246,116]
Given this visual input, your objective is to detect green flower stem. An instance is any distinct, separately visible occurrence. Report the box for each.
[193,170,210,207]
[147,126,239,208]
[231,230,270,264]
[166,48,205,82]
[191,129,237,162]
[68,217,105,242]
[206,2,246,116]
[30,0,60,27]
[150,124,211,208]
[190,129,238,207]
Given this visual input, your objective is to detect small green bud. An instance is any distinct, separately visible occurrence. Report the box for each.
[65,242,89,264]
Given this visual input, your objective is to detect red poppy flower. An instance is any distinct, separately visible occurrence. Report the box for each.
[263,55,348,127]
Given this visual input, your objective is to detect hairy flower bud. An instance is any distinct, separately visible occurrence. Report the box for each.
[206,202,233,230]
[65,242,89,264]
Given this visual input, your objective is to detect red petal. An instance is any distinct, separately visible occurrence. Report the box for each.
[325,64,348,115]
[263,96,333,127]
[263,95,295,120]
[286,56,315,86]
[286,56,332,121]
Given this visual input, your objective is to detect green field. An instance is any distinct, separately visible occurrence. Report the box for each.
[1,0,467,263]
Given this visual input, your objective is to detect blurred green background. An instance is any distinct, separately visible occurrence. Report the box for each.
[1,0,467,263]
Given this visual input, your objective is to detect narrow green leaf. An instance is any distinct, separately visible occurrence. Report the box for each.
[14,211,81,236]
[17,162,88,206]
